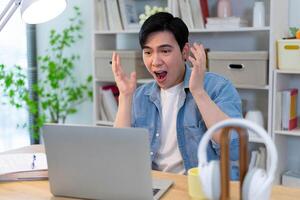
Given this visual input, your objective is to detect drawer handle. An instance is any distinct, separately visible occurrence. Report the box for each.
[228,64,244,70]
[284,45,300,50]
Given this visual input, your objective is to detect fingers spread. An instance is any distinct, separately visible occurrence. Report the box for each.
[189,43,206,70]
[130,71,137,83]
[112,52,125,77]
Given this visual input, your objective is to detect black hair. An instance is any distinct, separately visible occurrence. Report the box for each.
[139,12,189,51]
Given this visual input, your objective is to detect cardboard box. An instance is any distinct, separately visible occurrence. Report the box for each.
[208,51,268,86]
[95,50,151,82]
[277,39,300,70]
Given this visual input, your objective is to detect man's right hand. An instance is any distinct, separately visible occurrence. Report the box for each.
[112,52,137,97]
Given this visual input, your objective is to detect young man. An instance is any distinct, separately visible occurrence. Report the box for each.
[112,12,241,176]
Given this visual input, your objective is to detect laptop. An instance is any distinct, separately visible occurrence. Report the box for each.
[42,124,173,200]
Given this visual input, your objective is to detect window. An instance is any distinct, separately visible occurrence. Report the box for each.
[0,1,30,152]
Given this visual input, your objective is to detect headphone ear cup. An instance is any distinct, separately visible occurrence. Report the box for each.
[242,168,268,200]
[200,160,221,200]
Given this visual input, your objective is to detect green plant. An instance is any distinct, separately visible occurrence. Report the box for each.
[289,27,300,39]
[289,27,298,37]
[0,6,93,141]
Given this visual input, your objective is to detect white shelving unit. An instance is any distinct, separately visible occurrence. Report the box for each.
[273,69,300,183]
[275,129,300,136]
[92,0,290,184]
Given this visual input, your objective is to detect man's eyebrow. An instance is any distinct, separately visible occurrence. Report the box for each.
[158,44,173,48]
[142,45,151,49]
[142,44,173,49]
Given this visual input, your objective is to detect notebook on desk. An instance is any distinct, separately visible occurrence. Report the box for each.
[0,153,48,181]
[42,124,173,200]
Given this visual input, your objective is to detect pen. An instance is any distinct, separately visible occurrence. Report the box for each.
[31,154,36,169]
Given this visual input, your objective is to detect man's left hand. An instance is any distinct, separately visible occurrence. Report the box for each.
[188,43,207,95]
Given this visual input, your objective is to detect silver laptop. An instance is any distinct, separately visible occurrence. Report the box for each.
[42,124,173,200]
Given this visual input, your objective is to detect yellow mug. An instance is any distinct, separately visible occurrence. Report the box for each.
[188,167,206,200]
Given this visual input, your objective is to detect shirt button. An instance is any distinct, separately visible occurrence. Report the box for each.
[156,133,159,137]
[150,152,154,156]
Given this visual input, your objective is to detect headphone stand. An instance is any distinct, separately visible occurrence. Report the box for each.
[220,127,248,200]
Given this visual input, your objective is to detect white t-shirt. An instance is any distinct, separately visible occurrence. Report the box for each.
[155,82,185,174]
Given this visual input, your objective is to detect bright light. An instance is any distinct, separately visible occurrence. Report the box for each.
[21,0,67,24]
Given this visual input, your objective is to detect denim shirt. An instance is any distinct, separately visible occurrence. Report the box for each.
[131,65,242,176]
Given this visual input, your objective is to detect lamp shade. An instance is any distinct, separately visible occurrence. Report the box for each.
[20,0,67,24]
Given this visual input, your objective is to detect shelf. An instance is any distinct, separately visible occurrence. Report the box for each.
[94,30,141,34]
[94,27,271,35]
[95,79,115,83]
[137,78,154,84]
[190,26,271,33]
[95,79,154,84]
[275,69,300,74]
[275,128,300,136]
[136,79,269,90]
[249,136,264,143]
[235,84,269,90]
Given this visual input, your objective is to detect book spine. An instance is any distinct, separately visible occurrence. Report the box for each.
[178,0,194,29]
[276,92,282,130]
[289,88,298,130]
[282,88,298,130]
[189,0,204,29]
[199,0,209,23]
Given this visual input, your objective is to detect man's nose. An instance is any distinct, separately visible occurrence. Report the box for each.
[152,53,162,66]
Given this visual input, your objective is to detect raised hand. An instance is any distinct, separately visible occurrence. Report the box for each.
[188,43,206,95]
[111,52,137,97]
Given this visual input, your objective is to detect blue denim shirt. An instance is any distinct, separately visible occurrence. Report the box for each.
[131,65,242,176]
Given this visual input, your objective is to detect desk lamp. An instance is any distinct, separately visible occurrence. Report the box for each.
[0,0,67,31]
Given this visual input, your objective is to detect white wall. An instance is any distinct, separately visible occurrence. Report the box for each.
[289,0,300,28]
[36,0,300,125]
[36,0,93,124]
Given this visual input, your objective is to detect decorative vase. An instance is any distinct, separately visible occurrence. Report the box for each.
[217,0,232,18]
[253,1,265,27]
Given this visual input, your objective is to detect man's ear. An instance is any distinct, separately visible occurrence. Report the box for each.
[182,43,190,61]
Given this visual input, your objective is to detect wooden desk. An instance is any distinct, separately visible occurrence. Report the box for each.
[1,145,300,200]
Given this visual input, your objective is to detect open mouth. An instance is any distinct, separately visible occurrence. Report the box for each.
[154,71,167,81]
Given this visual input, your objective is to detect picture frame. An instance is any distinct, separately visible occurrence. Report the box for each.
[118,0,141,30]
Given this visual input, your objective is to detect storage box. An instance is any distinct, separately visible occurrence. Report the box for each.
[95,50,151,81]
[208,51,268,86]
[277,39,300,70]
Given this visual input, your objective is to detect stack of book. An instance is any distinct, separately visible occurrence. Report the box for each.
[95,0,210,31]
[281,88,298,131]
[206,17,248,29]
[98,85,119,123]
[177,0,205,29]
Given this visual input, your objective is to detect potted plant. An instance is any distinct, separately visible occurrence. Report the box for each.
[0,6,93,143]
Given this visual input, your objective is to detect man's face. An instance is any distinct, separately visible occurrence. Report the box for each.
[142,31,188,89]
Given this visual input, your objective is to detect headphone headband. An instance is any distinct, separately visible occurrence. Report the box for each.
[197,118,278,191]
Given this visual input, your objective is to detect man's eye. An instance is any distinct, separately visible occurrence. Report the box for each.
[162,49,171,54]
[143,51,151,55]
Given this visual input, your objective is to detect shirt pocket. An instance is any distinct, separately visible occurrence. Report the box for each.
[184,120,206,143]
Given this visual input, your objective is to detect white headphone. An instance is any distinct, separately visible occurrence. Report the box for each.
[197,118,278,200]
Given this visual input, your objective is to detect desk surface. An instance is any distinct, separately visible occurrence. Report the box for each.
[1,145,300,200]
